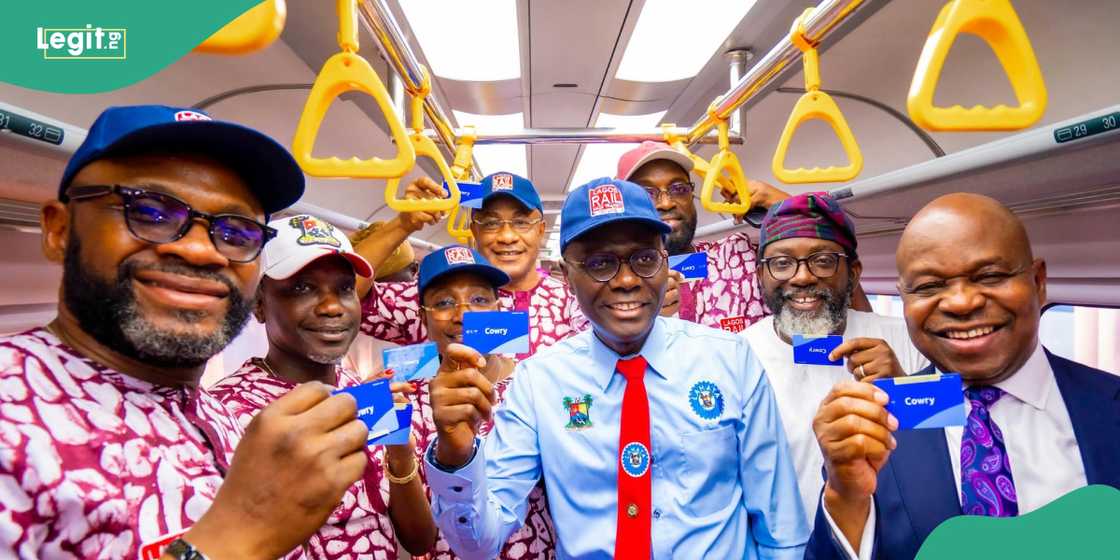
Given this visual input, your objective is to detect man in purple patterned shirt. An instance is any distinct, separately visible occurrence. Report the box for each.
[210,214,437,559]
[354,172,587,356]
[616,142,793,333]
[0,105,369,560]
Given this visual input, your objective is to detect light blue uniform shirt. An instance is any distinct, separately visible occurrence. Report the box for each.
[425,317,809,559]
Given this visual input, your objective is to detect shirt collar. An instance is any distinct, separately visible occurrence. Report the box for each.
[992,341,1053,411]
[588,317,672,390]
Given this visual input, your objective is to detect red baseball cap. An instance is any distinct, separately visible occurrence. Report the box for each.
[616,141,694,181]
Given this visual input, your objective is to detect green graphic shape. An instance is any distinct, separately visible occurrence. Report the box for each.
[1,0,261,93]
[917,484,1120,559]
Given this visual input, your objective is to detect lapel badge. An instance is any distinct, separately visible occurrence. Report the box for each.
[563,394,593,430]
[689,380,725,420]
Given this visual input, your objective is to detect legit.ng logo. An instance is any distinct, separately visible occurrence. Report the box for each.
[36,25,127,60]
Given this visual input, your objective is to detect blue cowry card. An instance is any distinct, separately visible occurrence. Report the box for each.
[369,403,413,446]
[445,181,484,208]
[383,342,440,382]
[462,311,530,354]
[333,380,399,443]
[873,373,966,430]
[792,334,844,366]
[668,252,709,281]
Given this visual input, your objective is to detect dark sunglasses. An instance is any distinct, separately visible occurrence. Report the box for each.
[66,184,276,263]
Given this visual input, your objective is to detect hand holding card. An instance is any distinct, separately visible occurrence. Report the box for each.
[463,311,530,354]
[668,252,708,281]
[873,373,965,430]
[332,380,400,444]
[793,334,844,366]
[383,342,440,382]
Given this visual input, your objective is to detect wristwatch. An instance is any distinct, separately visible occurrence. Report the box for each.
[165,538,209,560]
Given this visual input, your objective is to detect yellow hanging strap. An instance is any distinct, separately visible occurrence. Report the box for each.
[384,66,462,213]
[907,0,1047,131]
[771,8,863,184]
[446,126,477,244]
[660,124,733,194]
[698,105,752,215]
[195,0,286,54]
[291,0,416,179]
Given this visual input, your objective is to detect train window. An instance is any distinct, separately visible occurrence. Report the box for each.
[869,294,905,319]
[1040,305,1119,376]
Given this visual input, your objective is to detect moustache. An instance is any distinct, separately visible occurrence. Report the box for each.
[123,259,239,294]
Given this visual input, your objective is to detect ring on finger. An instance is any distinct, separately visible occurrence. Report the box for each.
[858,364,866,378]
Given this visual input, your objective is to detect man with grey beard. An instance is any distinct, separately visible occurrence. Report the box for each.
[741,192,928,524]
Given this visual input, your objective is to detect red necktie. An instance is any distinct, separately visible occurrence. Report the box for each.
[615,356,652,560]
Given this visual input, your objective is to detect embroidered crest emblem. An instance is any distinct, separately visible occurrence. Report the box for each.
[689,380,724,420]
[491,173,514,190]
[445,246,474,265]
[588,184,625,217]
[289,215,341,247]
[620,442,650,477]
[562,394,594,430]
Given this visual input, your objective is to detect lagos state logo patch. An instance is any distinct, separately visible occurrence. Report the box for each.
[689,380,724,420]
[562,394,593,430]
[620,442,650,477]
[289,215,341,248]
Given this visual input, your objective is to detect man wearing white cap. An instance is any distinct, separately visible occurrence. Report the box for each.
[210,214,437,558]
[617,142,795,333]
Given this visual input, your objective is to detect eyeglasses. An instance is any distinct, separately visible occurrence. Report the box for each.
[760,252,848,281]
[66,184,276,263]
[567,248,667,282]
[900,266,1031,300]
[471,216,544,233]
[421,293,499,320]
[639,181,694,202]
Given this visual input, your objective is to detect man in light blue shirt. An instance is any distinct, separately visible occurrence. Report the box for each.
[424,177,808,559]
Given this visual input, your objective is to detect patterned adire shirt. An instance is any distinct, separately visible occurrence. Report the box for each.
[209,360,398,560]
[679,231,769,334]
[0,328,242,559]
[360,271,588,358]
[410,375,556,560]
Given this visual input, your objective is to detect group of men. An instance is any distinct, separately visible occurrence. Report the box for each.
[0,104,1116,560]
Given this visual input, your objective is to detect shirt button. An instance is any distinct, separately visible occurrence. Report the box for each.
[627,503,639,518]
[653,509,661,519]
[458,516,468,524]
[451,485,463,493]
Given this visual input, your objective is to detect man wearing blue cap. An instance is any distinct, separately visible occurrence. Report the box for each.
[422,177,808,559]
[0,105,369,559]
[354,172,587,357]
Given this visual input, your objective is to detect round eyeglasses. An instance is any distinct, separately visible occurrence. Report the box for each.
[420,293,499,320]
[66,184,276,263]
[639,181,694,202]
[567,248,667,282]
[759,252,847,281]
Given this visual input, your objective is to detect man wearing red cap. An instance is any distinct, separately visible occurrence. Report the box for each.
[616,142,792,333]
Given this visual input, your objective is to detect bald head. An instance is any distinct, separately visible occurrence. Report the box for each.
[897,193,1032,270]
[896,193,1046,385]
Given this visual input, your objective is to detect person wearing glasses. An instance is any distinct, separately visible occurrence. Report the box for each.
[740,192,927,523]
[209,214,438,559]
[354,172,587,358]
[400,245,558,559]
[0,105,371,559]
[616,141,795,333]
[423,177,808,559]
[807,194,1120,560]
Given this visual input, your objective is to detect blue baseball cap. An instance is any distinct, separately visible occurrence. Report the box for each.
[560,177,671,254]
[479,172,542,213]
[59,105,305,216]
[418,245,510,297]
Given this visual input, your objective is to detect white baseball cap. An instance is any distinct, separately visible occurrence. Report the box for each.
[263,214,373,280]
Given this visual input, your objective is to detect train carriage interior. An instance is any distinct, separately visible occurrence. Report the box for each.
[2,0,1117,382]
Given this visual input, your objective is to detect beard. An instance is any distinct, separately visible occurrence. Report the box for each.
[62,237,254,369]
[307,350,346,365]
[662,210,698,256]
[764,272,853,340]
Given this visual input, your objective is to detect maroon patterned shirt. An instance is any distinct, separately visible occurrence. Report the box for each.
[360,271,588,358]
[409,375,556,560]
[680,231,769,333]
[209,360,398,559]
[0,328,241,558]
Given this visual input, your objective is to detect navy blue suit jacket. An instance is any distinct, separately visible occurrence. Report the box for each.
[805,351,1120,560]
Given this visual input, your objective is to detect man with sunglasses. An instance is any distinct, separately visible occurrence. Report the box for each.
[355,172,586,357]
[0,105,369,559]
[806,194,1120,560]
[423,177,808,559]
[617,142,793,333]
[740,192,927,522]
